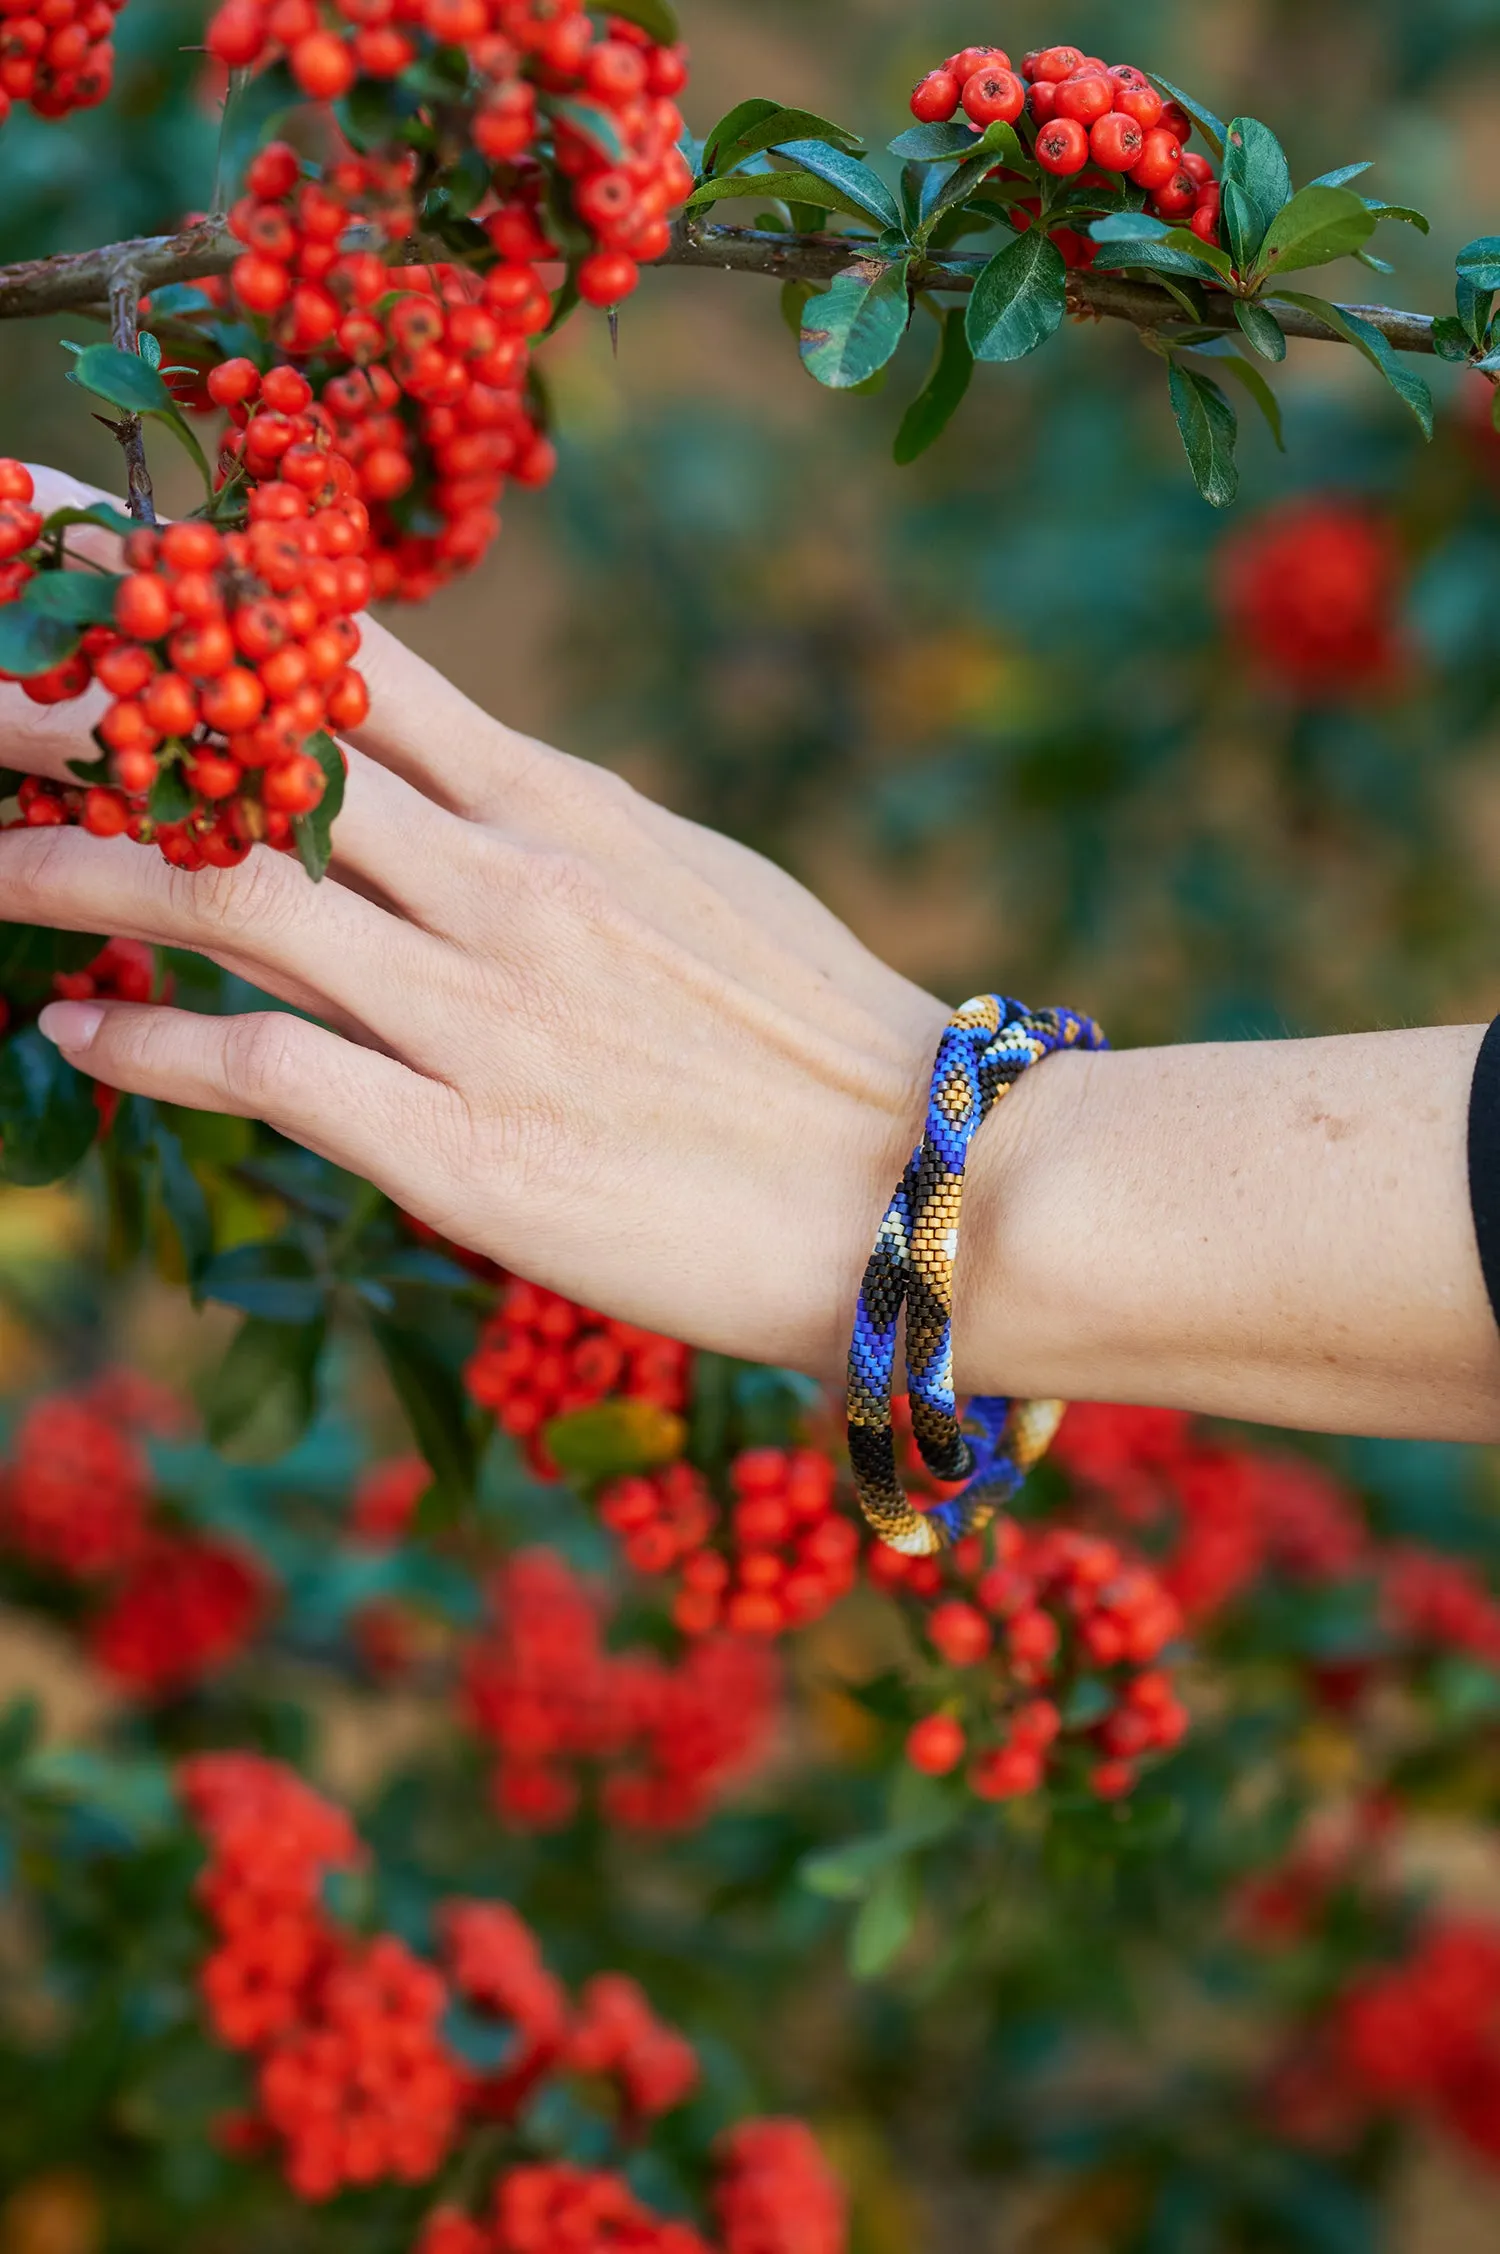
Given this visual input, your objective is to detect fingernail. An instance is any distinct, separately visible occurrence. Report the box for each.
[38,1001,104,1051]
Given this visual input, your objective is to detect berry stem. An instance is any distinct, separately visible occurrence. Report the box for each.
[107,261,156,526]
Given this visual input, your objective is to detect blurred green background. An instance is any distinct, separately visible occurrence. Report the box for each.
[8,3,1500,2247]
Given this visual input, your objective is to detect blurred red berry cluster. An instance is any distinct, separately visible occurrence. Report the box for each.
[466,1278,690,1474]
[184,1752,844,2246]
[1217,497,1405,697]
[0,0,122,127]
[461,1546,780,1831]
[0,1381,263,1694]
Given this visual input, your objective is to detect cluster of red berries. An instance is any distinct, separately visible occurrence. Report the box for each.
[598,1448,860,1640]
[713,2121,848,2254]
[0,439,367,872]
[1,1388,151,1578]
[0,1381,264,1696]
[465,1279,691,1477]
[910,43,1221,264]
[421,2165,712,2254]
[882,1515,1187,1802]
[1217,497,1405,697]
[460,1546,778,1832]
[192,142,555,602]
[1055,1401,1500,1700]
[0,0,122,128]
[184,1751,462,2200]
[205,1,690,313]
[438,1899,569,2120]
[1334,1920,1500,2165]
[90,1532,263,1694]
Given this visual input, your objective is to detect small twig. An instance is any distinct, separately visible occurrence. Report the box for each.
[0,212,1447,359]
[211,67,248,218]
[107,263,156,525]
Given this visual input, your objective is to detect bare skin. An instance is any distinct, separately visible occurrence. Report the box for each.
[9,469,1500,1442]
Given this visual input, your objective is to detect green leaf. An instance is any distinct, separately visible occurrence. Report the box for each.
[1166,359,1239,507]
[799,1814,952,1900]
[711,107,865,174]
[1145,71,1226,157]
[152,1120,212,1283]
[142,282,217,319]
[1091,211,1170,241]
[773,139,903,231]
[1457,275,1494,348]
[893,307,973,462]
[1456,235,1500,291]
[1220,116,1292,267]
[915,126,1026,239]
[24,570,120,625]
[685,170,884,230]
[544,1396,686,1482]
[147,761,194,825]
[292,730,346,883]
[0,602,81,677]
[0,1028,99,1184]
[1431,314,1477,363]
[601,0,677,42]
[1254,185,1376,276]
[1364,201,1429,234]
[780,278,816,336]
[1309,161,1373,189]
[849,1860,917,1980]
[1204,350,1285,450]
[202,1314,325,1460]
[1233,296,1287,361]
[196,1239,324,1323]
[368,1313,479,1503]
[544,95,625,165]
[701,97,781,175]
[800,257,912,389]
[1272,291,1434,437]
[965,229,1067,363]
[888,121,983,162]
[65,340,174,416]
[137,330,162,370]
[23,1748,176,1840]
[41,501,137,540]
[1090,235,1230,287]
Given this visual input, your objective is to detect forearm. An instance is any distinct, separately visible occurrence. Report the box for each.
[953,1025,1500,1440]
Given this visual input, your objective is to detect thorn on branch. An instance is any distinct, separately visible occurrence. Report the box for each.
[107,263,156,527]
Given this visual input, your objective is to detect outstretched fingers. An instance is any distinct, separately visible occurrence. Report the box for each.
[36,998,471,1203]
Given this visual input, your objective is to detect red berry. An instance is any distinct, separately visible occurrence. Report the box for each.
[231,254,291,314]
[946,45,1010,80]
[1152,168,1198,219]
[114,573,172,640]
[578,251,638,307]
[1035,117,1089,175]
[0,460,35,504]
[1112,79,1164,130]
[1189,204,1221,247]
[1029,44,1084,82]
[1130,127,1184,190]
[1028,79,1059,123]
[971,1744,1043,1800]
[906,1714,965,1777]
[206,356,261,408]
[1160,100,1193,142]
[82,786,130,836]
[928,1601,992,1667]
[1054,71,1113,126]
[910,68,959,124]
[1089,111,1145,171]
[290,29,355,98]
[961,65,1025,128]
[1091,1759,1136,1800]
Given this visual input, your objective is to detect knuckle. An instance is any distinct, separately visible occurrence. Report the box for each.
[172,845,298,939]
[3,823,82,919]
[223,1012,308,1110]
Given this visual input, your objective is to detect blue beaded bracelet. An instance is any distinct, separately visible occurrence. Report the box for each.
[846,994,1107,1556]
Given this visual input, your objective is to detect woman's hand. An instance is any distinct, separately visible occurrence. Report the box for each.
[4,466,950,1383]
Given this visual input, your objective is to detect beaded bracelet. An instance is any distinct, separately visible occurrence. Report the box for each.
[847,994,1107,1556]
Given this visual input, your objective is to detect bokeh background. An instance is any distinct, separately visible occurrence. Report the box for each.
[8,3,1500,2250]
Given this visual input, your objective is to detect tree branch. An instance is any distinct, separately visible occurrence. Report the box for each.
[106,262,155,525]
[0,212,1444,359]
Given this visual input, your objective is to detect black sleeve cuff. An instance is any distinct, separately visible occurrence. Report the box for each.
[1468,1016,1500,1333]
